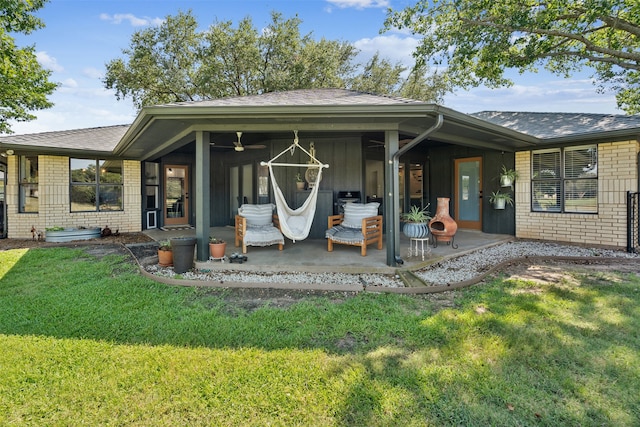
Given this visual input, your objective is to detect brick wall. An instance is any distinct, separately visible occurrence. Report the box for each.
[515,140,639,248]
[6,155,141,238]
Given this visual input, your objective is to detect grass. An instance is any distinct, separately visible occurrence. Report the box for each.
[1,247,639,426]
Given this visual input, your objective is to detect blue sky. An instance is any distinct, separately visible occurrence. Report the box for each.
[10,0,622,135]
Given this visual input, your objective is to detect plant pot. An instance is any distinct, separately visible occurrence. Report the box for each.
[402,222,429,239]
[500,175,513,187]
[158,249,173,267]
[209,242,227,259]
[493,198,506,209]
[170,237,196,273]
[296,182,305,190]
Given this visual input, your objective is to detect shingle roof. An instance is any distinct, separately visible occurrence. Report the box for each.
[472,111,640,139]
[0,124,130,153]
[162,88,425,107]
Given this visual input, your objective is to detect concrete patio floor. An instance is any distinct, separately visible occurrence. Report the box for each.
[143,226,514,274]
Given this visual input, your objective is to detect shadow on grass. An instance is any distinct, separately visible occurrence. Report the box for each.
[1,247,639,425]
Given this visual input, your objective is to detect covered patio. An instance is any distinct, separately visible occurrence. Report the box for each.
[116,90,536,268]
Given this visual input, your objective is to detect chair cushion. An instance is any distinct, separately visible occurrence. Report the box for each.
[342,202,380,229]
[325,225,364,244]
[239,204,274,226]
[244,224,285,247]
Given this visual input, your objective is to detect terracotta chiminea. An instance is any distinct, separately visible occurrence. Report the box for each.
[428,197,458,248]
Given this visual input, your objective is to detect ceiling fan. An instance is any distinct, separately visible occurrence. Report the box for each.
[210,132,266,152]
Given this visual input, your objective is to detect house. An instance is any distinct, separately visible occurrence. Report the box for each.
[1,89,639,265]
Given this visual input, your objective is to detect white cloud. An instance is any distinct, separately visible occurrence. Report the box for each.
[62,78,78,88]
[354,34,418,66]
[99,13,163,27]
[326,0,389,9]
[83,67,104,80]
[36,51,63,73]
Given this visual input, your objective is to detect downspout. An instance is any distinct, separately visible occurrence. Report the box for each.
[387,113,444,266]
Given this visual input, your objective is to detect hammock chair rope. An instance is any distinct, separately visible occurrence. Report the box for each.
[260,131,329,242]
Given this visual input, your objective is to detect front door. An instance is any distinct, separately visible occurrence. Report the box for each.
[454,157,482,230]
[164,165,189,226]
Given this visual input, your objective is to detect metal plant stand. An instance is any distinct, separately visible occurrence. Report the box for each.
[408,236,431,260]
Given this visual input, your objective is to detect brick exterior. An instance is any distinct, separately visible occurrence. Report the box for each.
[6,155,141,238]
[515,140,639,248]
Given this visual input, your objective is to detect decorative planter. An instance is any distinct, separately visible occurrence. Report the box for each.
[500,175,514,187]
[296,182,305,190]
[45,227,101,243]
[157,249,173,267]
[493,199,507,210]
[209,242,227,259]
[402,222,429,239]
[170,237,196,274]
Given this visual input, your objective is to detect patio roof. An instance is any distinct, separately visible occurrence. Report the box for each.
[113,89,541,160]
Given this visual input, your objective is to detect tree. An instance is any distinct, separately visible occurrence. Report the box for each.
[348,52,406,95]
[0,0,58,134]
[385,0,640,114]
[104,10,450,109]
[104,10,203,108]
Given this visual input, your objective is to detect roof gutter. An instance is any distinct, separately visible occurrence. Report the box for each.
[387,113,444,266]
[393,113,444,162]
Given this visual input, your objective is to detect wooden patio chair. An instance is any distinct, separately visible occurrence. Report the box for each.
[325,202,382,256]
[234,204,285,254]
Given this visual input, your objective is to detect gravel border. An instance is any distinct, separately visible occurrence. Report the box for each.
[140,240,640,292]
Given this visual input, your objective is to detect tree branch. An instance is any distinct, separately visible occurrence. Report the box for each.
[460,17,640,70]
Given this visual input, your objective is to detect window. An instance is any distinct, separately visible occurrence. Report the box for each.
[70,158,123,212]
[144,162,159,210]
[531,145,597,213]
[19,155,38,213]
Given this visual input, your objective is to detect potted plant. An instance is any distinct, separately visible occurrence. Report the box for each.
[209,236,227,259]
[170,236,197,273]
[295,173,305,190]
[157,240,173,267]
[489,190,514,210]
[500,165,519,188]
[401,204,431,239]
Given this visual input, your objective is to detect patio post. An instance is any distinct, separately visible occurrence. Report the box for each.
[195,131,211,261]
[385,130,400,266]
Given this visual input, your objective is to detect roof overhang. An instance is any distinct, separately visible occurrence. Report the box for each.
[114,103,541,160]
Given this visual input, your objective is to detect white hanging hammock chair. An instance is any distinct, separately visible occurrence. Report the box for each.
[261,131,329,242]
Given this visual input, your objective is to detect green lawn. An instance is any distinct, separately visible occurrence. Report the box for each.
[1,247,638,426]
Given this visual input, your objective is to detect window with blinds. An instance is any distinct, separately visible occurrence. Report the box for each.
[531,145,597,213]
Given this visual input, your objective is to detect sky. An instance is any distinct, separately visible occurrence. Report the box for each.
[8,0,623,135]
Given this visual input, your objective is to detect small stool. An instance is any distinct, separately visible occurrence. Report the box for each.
[408,236,431,261]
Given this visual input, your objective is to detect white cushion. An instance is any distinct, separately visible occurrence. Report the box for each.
[239,203,274,226]
[342,202,379,229]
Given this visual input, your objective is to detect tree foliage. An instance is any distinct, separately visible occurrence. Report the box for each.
[104,10,448,109]
[0,0,58,134]
[385,0,640,114]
